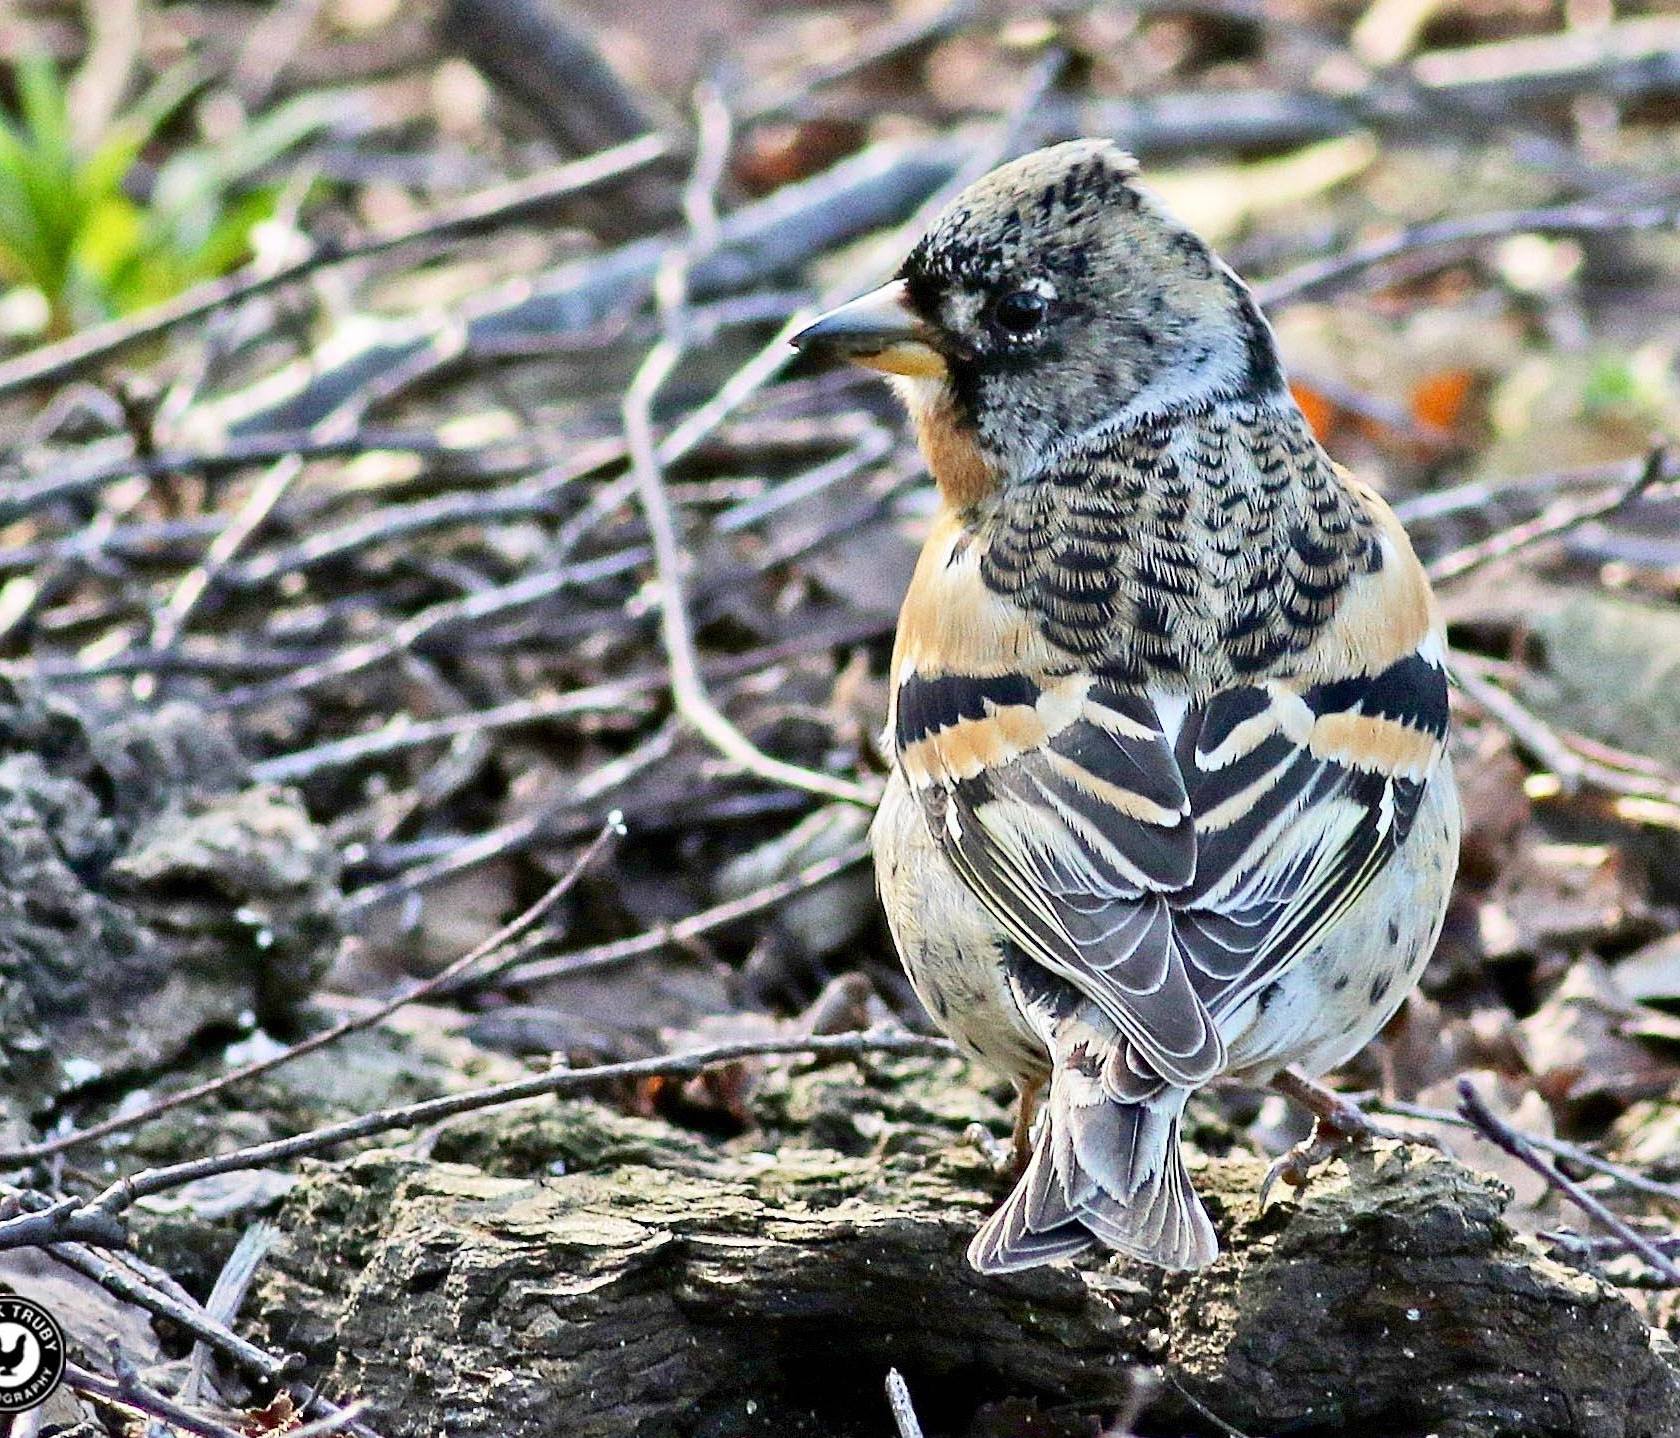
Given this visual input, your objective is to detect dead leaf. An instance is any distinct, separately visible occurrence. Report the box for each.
[1416,1070,1559,1218]
[1514,958,1679,1107]
[1612,932,1680,1005]
[1410,367,1476,433]
[241,1393,299,1434]
[1452,729,1532,887]
[1289,380,1338,444]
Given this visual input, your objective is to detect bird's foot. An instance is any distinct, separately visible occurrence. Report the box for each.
[962,1122,1017,1179]
[1259,1070,1443,1206]
[963,1077,1045,1183]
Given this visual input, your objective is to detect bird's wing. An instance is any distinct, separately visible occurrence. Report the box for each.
[892,506,1450,1089]
[1170,649,1450,1021]
[898,667,1214,1084]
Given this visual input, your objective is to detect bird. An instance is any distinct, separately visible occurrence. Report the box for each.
[790,139,1460,1274]
[0,1329,28,1375]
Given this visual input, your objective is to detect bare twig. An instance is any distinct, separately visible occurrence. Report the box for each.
[43,1237,377,1434]
[0,1195,127,1250]
[46,1240,292,1387]
[250,613,886,785]
[182,1222,277,1405]
[209,541,652,711]
[1165,1375,1256,1438]
[70,1358,370,1438]
[618,45,1067,810]
[1,426,550,525]
[623,83,873,808]
[1450,656,1586,794]
[1256,197,1680,308]
[340,734,667,916]
[1393,456,1650,528]
[1451,651,1680,814]
[1543,1229,1680,1259]
[1426,444,1674,586]
[0,818,619,1164]
[886,1368,925,1438]
[1366,1094,1680,1204]
[70,1360,255,1438]
[251,685,650,784]
[447,838,870,994]
[144,455,307,679]
[1457,1078,1680,1285]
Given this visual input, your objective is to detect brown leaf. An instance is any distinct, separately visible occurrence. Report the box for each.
[241,1393,298,1434]
[1514,958,1678,1107]
[1451,729,1532,888]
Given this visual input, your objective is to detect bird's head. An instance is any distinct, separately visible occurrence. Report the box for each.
[792,140,1287,504]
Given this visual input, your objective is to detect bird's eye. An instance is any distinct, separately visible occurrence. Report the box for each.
[991,288,1048,336]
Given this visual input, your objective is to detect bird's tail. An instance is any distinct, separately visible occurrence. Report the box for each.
[968,1074,1217,1275]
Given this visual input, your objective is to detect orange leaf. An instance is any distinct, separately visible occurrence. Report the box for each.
[1410,369,1475,433]
[1289,381,1338,443]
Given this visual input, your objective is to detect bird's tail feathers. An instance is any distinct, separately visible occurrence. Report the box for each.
[968,1072,1216,1275]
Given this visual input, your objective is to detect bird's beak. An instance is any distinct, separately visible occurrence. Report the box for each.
[789,279,946,378]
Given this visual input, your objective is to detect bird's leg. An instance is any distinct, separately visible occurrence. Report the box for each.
[963,1075,1046,1181]
[1260,1069,1441,1205]
[1010,1074,1046,1176]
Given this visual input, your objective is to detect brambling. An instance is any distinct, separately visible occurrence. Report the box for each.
[792,140,1460,1274]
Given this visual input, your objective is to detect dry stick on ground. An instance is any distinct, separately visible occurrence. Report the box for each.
[619,49,1068,811]
[1545,1231,1680,1263]
[1425,444,1674,586]
[45,1239,376,1437]
[144,454,306,670]
[159,1220,264,1405]
[886,1368,926,1438]
[46,1240,300,1392]
[446,838,872,995]
[0,1031,954,1251]
[1,426,554,524]
[1393,455,1662,527]
[340,730,670,916]
[1365,1094,1680,1205]
[1423,443,1680,813]
[1457,1078,1680,1286]
[222,439,620,586]
[1451,653,1680,818]
[0,818,621,1165]
[206,534,652,711]
[0,470,151,641]
[196,329,878,711]
[1449,656,1587,795]
[623,84,875,809]
[1166,1376,1256,1438]
[251,683,651,784]
[1255,195,1680,308]
[70,1361,263,1438]
[251,612,885,785]
[0,1193,127,1250]
[69,1360,371,1438]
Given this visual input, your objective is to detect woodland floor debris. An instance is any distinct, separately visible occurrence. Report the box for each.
[4,1,1680,1434]
[233,1057,1680,1438]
